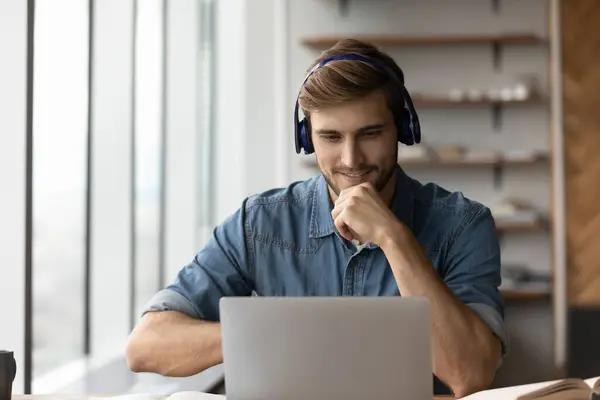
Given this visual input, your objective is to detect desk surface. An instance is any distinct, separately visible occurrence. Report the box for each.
[14,396,454,399]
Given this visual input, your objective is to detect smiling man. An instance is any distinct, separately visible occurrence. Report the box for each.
[126,39,507,398]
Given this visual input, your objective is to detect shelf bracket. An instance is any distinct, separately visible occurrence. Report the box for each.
[493,164,503,189]
[492,103,503,131]
[492,41,503,71]
[339,0,350,16]
[491,0,501,14]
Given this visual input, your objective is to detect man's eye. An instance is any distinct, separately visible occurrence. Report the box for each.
[324,135,340,141]
[364,130,381,137]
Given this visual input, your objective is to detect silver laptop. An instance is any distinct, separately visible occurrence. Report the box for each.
[219,296,432,400]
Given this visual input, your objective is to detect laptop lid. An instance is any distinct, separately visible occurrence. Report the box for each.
[219,296,432,400]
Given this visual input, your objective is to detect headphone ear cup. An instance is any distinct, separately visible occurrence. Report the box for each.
[299,118,314,154]
[398,109,414,146]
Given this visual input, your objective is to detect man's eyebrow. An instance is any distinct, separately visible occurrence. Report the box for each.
[356,123,385,133]
[314,128,341,135]
[314,124,385,135]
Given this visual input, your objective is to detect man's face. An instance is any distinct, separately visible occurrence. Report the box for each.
[310,89,399,198]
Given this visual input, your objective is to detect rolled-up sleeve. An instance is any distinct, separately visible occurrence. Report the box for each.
[143,199,255,321]
[443,204,509,357]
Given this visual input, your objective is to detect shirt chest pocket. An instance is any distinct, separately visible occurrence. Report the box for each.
[251,235,345,296]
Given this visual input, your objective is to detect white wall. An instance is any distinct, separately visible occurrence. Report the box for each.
[214,0,289,223]
[284,0,555,387]
[90,0,135,358]
[163,0,201,283]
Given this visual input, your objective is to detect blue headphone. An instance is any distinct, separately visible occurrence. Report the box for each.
[294,53,421,155]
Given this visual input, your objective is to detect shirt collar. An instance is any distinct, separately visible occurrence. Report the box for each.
[309,164,415,239]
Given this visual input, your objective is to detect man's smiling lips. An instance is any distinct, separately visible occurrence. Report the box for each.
[337,169,374,182]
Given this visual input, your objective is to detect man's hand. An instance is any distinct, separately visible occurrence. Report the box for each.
[330,182,402,245]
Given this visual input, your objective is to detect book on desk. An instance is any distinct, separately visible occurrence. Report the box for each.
[463,375,600,399]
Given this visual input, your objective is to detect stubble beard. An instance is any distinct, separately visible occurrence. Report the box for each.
[319,148,398,197]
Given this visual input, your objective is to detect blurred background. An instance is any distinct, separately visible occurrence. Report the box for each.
[1,0,599,396]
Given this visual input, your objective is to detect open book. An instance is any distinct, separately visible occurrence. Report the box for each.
[91,392,225,400]
[464,376,600,400]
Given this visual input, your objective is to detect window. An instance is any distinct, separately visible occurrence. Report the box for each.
[134,0,163,317]
[32,0,88,378]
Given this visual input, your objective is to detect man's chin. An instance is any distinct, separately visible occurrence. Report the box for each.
[333,177,377,192]
[322,171,380,197]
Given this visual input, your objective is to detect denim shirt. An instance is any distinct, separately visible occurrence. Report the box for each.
[145,165,507,394]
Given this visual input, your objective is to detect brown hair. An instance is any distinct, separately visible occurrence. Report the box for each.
[298,39,405,118]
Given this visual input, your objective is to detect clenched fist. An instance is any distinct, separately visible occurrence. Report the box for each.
[331,182,404,246]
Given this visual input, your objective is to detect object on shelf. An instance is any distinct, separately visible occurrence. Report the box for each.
[466,89,483,102]
[512,74,543,101]
[397,143,433,162]
[462,149,499,162]
[491,198,542,224]
[500,265,552,294]
[502,265,552,284]
[412,75,544,106]
[448,89,463,102]
[433,145,466,161]
[412,92,541,105]
[503,149,545,162]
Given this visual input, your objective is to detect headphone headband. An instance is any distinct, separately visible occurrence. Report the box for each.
[293,53,421,154]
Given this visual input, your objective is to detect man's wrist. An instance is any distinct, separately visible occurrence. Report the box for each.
[379,220,409,253]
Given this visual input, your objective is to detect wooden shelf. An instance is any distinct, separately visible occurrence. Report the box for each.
[397,155,548,167]
[301,34,546,48]
[495,219,546,232]
[501,289,552,301]
[412,96,546,108]
[302,155,547,170]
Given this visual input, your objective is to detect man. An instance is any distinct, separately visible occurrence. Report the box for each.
[126,39,507,398]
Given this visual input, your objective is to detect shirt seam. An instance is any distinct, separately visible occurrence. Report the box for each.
[245,183,315,209]
[242,197,256,286]
[445,202,486,251]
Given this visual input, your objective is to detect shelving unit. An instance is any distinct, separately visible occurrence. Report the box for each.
[301,34,546,47]
[297,4,553,307]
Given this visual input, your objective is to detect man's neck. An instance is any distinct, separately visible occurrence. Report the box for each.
[379,169,398,208]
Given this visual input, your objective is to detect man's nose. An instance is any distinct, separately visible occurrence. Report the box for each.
[340,139,365,168]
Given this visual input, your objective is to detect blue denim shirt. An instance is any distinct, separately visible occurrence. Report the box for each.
[145,165,507,393]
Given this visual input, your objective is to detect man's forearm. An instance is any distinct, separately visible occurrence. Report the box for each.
[381,228,501,398]
[126,310,223,377]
